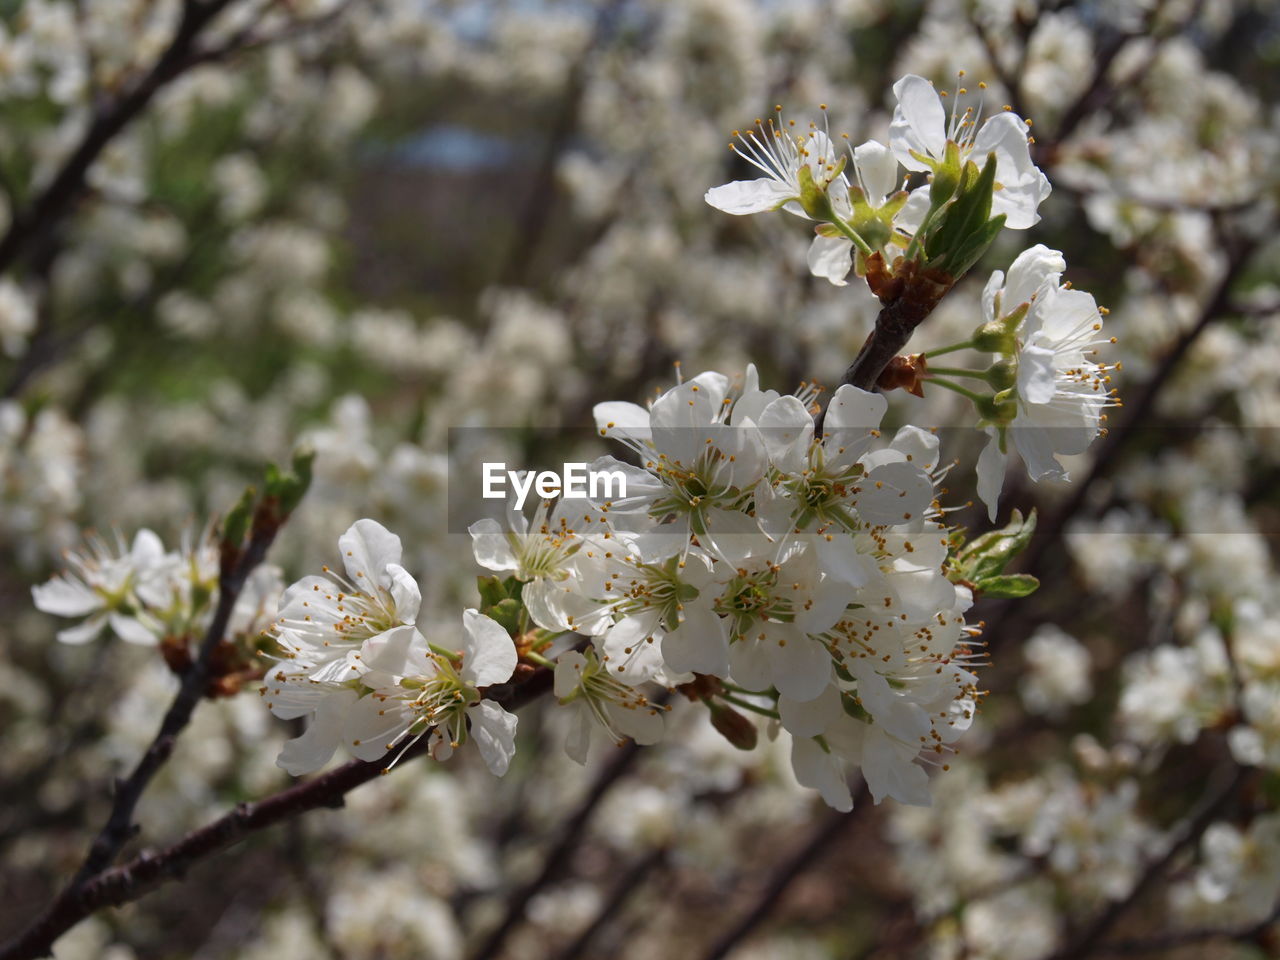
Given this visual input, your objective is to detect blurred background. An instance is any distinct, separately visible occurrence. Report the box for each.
[2,0,1280,957]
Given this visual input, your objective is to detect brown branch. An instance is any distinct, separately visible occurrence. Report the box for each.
[0,0,238,279]
[815,263,953,433]
[0,665,557,960]
[465,738,645,960]
[552,845,668,960]
[0,494,296,960]
[1091,899,1280,955]
[1041,763,1246,960]
[697,781,871,960]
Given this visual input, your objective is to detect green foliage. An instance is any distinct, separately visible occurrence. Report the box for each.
[476,575,525,635]
[949,508,1038,597]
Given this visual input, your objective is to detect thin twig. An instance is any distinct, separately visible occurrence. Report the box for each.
[465,739,645,960]
[1091,898,1280,954]
[0,496,292,960]
[0,666,557,960]
[1040,763,1246,960]
[698,781,870,960]
[552,846,668,960]
[0,0,237,279]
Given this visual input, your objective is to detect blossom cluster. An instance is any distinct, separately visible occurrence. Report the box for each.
[31,526,280,656]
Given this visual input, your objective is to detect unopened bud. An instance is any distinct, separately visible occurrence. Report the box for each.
[972,320,1015,355]
[987,357,1018,391]
[708,700,758,750]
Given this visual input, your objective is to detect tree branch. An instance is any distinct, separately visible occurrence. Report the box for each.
[465,738,645,960]
[1041,763,1246,960]
[698,781,870,960]
[0,0,237,279]
[0,665,557,960]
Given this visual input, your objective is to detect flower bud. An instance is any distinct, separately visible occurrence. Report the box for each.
[972,320,1015,354]
[708,700,759,750]
[987,357,1018,391]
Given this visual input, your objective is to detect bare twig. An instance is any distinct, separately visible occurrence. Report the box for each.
[1040,763,1246,960]
[0,666,557,960]
[0,0,237,278]
[698,781,870,960]
[1091,898,1280,954]
[0,488,305,959]
[465,739,645,960]
[552,845,668,960]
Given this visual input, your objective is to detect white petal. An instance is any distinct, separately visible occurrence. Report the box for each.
[705,177,796,215]
[1003,244,1064,309]
[345,695,411,762]
[806,234,852,287]
[824,384,887,434]
[762,634,834,701]
[339,519,403,587]
[468,522,517,576]
[779,682,843,737]
[861,727,931,806]
[469,699,519,776]
[660,602,729,678]
[852,139,898,206]
[976,431,1008,522]
[609,699,664,746]
[757,395,814,474]
[130,529,167,566]
[277,688,358,776]
[57,614,107,645]
[1018,341,1058,405]
[564,703,593,764]
[109,613,157,645]
[32,577,100,617]
[889,74,946,169]
[592,401,652,443]
[554,650,589,699]
[460,609,517,686]
[384,563,421,623]
[855,461,935,526]
[791,735,853,811]
[1010,424,1068,483]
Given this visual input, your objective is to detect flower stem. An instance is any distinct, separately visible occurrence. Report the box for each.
[927,377,990,405]
[926,365,990,381]
[720,681,774,697]
[922,339,975,359]
[719,693,781,719]
[829,217,874,257]
[523,650,557,670]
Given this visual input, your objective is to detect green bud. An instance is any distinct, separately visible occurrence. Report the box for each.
[953,509,1038,582]
[485,597,524,636]
[987,357,1018,391]
[476,575,507,609]
[972,320,1015,354]
[974,392,1016,423]
[221,486,255,549]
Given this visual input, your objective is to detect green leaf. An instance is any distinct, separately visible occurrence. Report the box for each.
[954,508,1037,581]
[974,574,1040,598]
[221,486,255,549]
